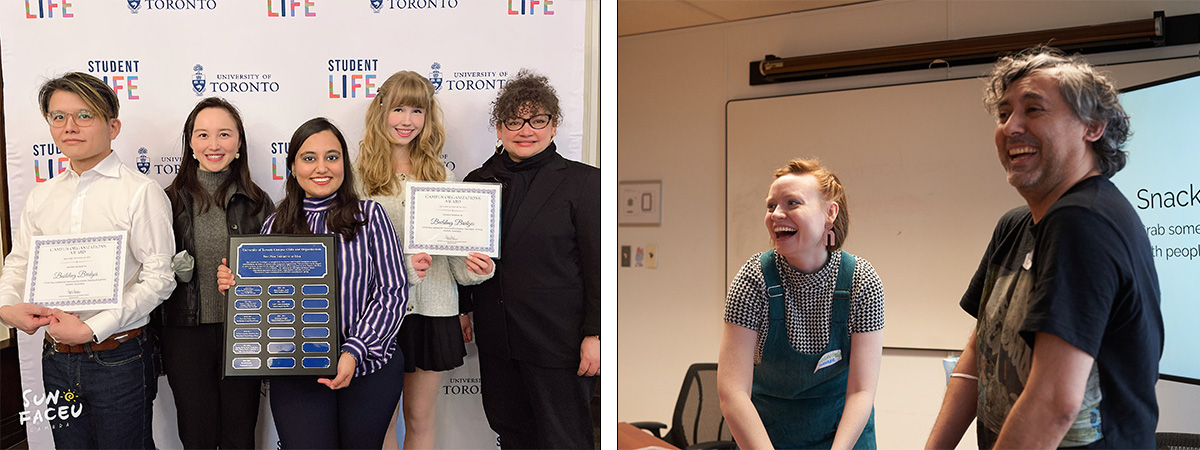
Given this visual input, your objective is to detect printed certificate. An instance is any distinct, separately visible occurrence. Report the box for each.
[25,231,127,312]
[224,234,340,378]
[403,181,502,258]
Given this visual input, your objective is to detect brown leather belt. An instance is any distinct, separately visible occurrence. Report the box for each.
[46,327,143,353]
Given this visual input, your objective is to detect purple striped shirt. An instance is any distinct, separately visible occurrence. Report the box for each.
[261,194,408,377]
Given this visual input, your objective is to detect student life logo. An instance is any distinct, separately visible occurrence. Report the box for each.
[89,59,141,101]
[268,0,315,17]
[24,0,74,19]
[429,62,508,93]
[370,0,458,13]
[192,64,281,96]
[507,0,553,15]
[127,0,218,14]
[33,142,69,183]
[328,58,378,99]
[21,388,83,431]
[269,139,290,180]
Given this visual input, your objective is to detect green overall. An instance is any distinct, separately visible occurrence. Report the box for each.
[750,250,876,449]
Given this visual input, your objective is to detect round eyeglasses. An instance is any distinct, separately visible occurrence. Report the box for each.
[46,110,97,128]
[502,114,552,131]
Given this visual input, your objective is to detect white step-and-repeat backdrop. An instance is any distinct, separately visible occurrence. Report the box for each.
[2,1,587,448]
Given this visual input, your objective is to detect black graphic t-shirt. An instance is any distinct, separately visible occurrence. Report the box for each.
[960,176,1163,449]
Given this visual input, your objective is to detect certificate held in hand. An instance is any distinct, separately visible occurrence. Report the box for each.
[403,181,502,258]
[25,231,128,312]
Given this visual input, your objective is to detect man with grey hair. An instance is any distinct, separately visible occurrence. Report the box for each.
[925,46,1163,449]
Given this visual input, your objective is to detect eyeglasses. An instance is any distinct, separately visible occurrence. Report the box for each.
[502,114,552,131]
[46,110,98,128]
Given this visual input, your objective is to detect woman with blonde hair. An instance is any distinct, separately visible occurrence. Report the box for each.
[356,70,494,449]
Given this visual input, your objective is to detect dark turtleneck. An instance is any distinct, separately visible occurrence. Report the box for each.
[490,142,559,232]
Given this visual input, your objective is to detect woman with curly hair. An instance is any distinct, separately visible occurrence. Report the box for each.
[355,70,494,450]
[459,69,600,449]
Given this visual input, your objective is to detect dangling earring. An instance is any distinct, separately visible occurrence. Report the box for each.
[495,140,505,154]
[825,229,836,247]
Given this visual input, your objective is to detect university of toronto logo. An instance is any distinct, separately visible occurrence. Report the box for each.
[429,63,443,93]
[192,64,206,96]
[127,0,141,13]
[137,148,151,174]
[370,0,382,13]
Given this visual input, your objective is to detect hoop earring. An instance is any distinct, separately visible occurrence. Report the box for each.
[826,229,836,247]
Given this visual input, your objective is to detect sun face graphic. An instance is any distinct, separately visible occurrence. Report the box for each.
[62,390,78,402]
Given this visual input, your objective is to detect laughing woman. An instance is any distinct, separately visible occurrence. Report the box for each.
[717,158,885,450]
[219,118,421,449]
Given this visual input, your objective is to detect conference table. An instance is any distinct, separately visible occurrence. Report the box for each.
[617,422,680,450]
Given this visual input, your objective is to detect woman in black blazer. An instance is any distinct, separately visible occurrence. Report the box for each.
[461,69,600,450]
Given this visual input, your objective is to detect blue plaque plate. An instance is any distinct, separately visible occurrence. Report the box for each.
[234,299,262,310]
[302,327,330,339]
[236,243,328,279]
[268,285,295,295]
[232,343,261,354]
[267,313,296,324]
[302,298,329,309]
[302,357,331,369]
[302,284,329,295]
[302,313,329,324]
[267,327,295,339]
[269,299,295,309]
[234,285,262,296]
[233,328,261,339]
[302,342,331,353]
[268,357,296,369]
[234,314,261,325]
[232,358,261,370]
[268,342,296,354]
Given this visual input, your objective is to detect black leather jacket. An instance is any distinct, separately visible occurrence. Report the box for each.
[159,186,273,326]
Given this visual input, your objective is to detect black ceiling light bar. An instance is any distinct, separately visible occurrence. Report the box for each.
[751,11,1200,85]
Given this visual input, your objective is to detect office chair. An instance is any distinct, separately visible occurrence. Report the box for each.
[1157,432,1200,450]
[631,363,735,450]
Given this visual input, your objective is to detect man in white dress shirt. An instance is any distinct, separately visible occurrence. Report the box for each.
[0,72,176,449]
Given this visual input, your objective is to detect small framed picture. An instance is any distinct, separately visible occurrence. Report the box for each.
[618,180,661,226]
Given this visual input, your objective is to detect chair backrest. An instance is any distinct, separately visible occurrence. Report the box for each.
[666,363,732,448]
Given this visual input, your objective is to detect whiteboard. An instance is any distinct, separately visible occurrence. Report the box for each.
[725,57,1200,350]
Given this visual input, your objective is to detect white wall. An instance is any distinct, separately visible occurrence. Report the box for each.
[617,1,1200,447]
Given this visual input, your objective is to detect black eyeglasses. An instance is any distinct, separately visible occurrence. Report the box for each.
[502,114,552,131]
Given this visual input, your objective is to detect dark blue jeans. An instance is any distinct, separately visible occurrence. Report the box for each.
[41,331,158,449]
[270,351,405,449]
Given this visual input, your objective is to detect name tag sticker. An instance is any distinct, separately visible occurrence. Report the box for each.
[816,349,842,373]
